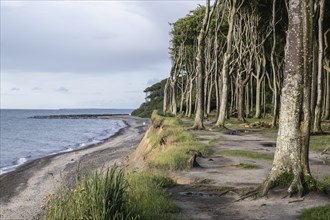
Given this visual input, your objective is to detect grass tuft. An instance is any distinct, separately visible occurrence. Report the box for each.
[235,163,259,169]
[298,203,330,220]
[41,167,137,220]
[217,150,274,160]
[126,172,178,220]
[41,167,178,220]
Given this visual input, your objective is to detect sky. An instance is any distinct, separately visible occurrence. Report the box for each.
[0,0,202,109]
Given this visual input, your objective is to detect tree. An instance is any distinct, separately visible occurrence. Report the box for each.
[215,0,239,127]
[193,0,218,129]
[262,0,313,196]
[313,0,325,133]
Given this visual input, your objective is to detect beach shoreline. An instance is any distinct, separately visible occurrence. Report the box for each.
[0,115,149,220]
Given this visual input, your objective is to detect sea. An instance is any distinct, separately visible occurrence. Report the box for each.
[0,109,132,175]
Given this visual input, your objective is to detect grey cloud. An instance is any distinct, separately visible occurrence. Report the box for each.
[0,2,169,74]
[1,1,198,75]
[126,90,141,94]
[56,86,69,93]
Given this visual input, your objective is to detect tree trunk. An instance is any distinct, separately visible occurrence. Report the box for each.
[187,77,194,117]
[301,0,313,176]
[207,76,214,115]
[324,63,330,120]
[171,80,177,115]
[193,0,217,129]
[215,0,237,127]
[163,78,170,115]
[270,0,280,127]
[262,0,312,197]
[237,77,245,121]
[323,28,330,119]
[313,0,325,133]
[245,84,250,117]
[255,79,262,119]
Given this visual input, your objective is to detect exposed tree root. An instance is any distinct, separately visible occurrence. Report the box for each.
[236,187,261,201]
[287,170,304,197]
[260,170,319,198]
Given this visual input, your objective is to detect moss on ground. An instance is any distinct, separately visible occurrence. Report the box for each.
[235,163,259,169]
[217,150,274,160]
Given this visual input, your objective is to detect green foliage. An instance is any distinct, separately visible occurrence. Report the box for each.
[148,111,208,170]
[131,79,167,118]
[41,167,137,220]
[217,150,274,160]
[298,203,330,220]
[170,5,205,47]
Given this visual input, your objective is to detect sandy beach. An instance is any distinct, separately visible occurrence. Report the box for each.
[0,116,149,220]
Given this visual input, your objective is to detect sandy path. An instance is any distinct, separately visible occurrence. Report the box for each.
[0,116,149,220]
[170,120,330,220]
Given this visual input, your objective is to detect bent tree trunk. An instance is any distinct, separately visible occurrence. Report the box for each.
[193,0,210,129]
[215,0,237,127]
[262,0,312,197]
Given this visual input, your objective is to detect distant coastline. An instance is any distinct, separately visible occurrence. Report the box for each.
[29,114,130,119]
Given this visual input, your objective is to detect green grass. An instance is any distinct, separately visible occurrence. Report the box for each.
[321,175,330,186]
[310,134,330,151]
[41,167,178,220]
[126,172,178,220]
[235,163,259,169]
[208,137,226,145]
[298,203,330,220]
[319,175,330,191]
[41,167,136,220]
[217,150,274,160]
[147,111,208,170]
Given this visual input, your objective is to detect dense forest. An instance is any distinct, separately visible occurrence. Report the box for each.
[133,0,330,196]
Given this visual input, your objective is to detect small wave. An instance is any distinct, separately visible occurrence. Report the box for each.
[59,147,74,153]
[0,157,28,175]
[17,157,27,165]
[79,143,87,147]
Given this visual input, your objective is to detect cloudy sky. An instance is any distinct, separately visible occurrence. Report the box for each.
[0,0,201,109]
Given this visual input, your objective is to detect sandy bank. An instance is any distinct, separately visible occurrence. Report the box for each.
[0,116,149,220]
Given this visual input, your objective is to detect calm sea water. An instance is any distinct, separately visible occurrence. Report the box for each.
[0,109,132,175]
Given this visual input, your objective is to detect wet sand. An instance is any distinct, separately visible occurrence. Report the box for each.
[0,116,149,220]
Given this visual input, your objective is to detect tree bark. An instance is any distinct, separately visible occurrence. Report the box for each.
[313,0,325,132]
[163,78,170,115]
[323,28,330,119]
[215,0,237,127]
[262,0,311,197]
[301,0,313,176]
[193,0,218,129]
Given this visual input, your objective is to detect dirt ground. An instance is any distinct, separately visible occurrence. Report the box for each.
[169,119,330,220]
